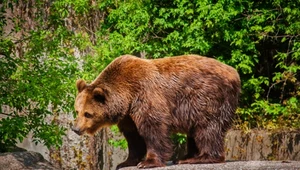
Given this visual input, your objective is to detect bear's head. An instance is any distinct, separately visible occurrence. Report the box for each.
[72,79,126,135]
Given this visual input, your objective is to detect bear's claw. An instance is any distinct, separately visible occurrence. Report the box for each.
[137,160,165,169]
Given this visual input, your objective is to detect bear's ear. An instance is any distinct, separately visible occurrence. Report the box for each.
[93,87,106,104]
[76,79,86,92]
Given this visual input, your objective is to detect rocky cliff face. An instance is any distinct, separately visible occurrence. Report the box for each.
[56,129,300,169]
[0,151,58,170]
[16,128,299,170]
[225,130,300,161]
[43,112,127,170]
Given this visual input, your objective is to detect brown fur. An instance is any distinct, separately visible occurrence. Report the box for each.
[72,54,241,169]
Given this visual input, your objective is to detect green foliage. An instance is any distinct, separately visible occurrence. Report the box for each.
[0,0,82,152]
[171,133,187,145]
[108,125,128,150]
[1,0,299,151]
[92,0,300,131]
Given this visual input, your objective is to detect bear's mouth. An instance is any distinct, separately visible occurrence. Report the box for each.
[71,126,85,136]
[75,130,85,135]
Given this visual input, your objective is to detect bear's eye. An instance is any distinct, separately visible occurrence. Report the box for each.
[84,112,93,118]
[94,94,105,104]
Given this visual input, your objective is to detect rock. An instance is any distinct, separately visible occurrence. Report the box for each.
[225,130,300,161]
[49,125,127,170]
[15,123,300,170]
[17,132,50,161]
[120,161,300,170]
[0,151,59,170]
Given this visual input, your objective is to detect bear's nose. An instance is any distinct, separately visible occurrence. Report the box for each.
[71,126,82,135]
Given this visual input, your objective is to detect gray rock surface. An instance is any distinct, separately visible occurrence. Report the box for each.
[0,151,59,170]
[17,132,50,161]
[121,161,300,170]
[225,130,300,161]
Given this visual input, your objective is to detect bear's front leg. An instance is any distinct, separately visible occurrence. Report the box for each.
[136,121,173,169]
[116,130,146,169]
[117,116,147,169]
[137,150,165,168]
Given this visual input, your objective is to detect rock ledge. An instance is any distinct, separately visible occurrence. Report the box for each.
[0,151,59,170]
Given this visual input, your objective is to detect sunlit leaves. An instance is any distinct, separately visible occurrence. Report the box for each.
[0,0,80,152]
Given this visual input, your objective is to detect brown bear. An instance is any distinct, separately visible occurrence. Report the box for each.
[72,54,241,169]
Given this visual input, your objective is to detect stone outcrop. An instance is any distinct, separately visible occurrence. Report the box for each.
[121,161,300,170]
[46,113,127,170]
[14,128,300,170]
[225,130,300,161]
[0,151,58,170]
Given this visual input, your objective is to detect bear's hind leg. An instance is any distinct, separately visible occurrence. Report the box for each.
[178,126,225,164]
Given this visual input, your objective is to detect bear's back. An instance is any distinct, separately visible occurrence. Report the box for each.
[96,54,240,91]
[151,55,240,88]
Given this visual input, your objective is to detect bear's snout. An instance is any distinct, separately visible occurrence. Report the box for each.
[71,125,83,135]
